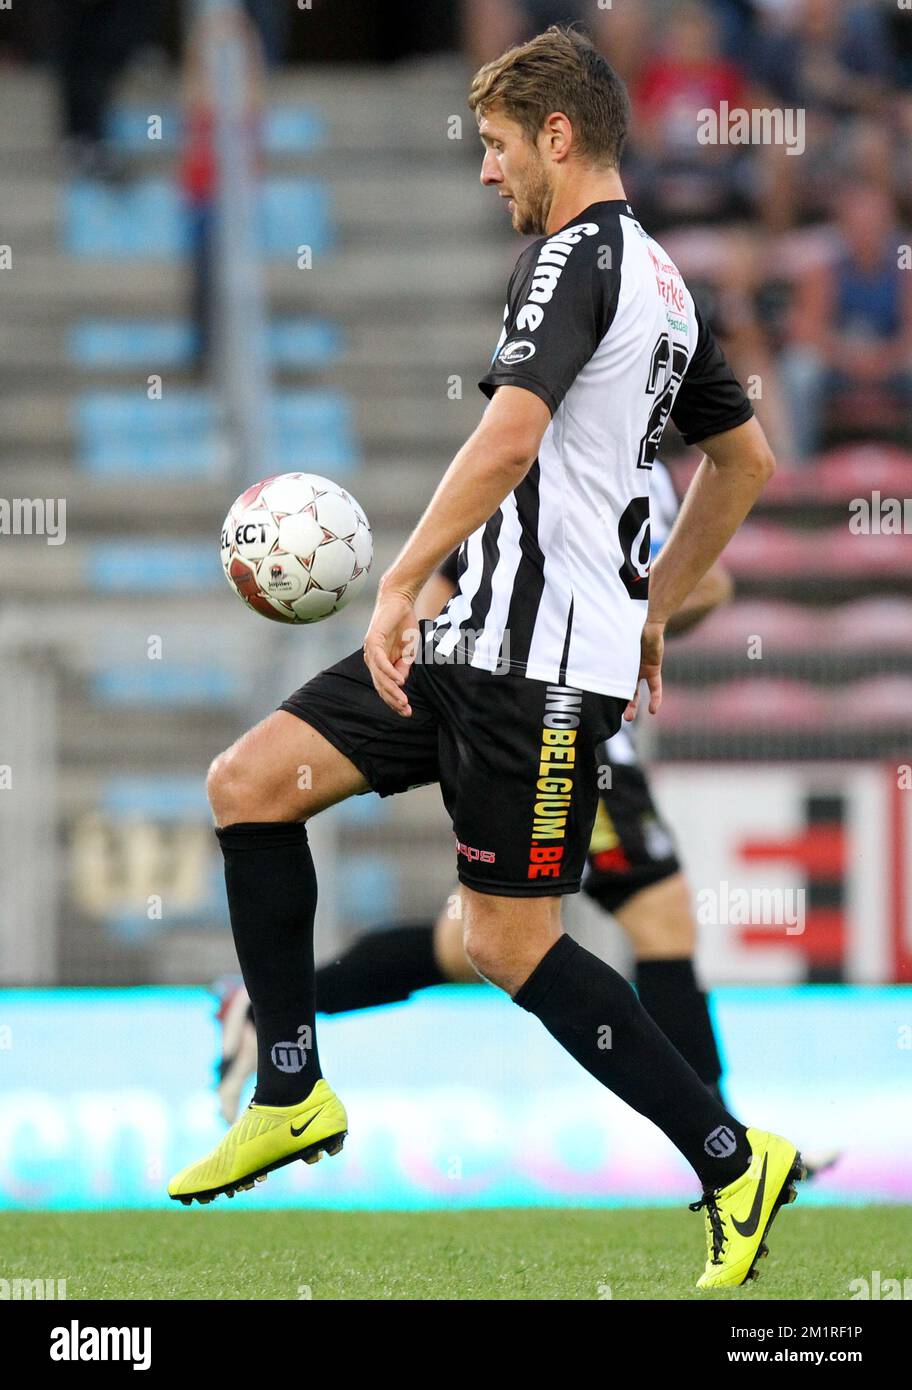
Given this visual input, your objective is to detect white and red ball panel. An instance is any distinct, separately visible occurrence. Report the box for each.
[351,524,372,572]
[275,509,324,560]
[308,536,359,592]
[341,566,369,604]
[308,488,357,539]
[258,473,318,515]
[220,471,373,625]
[290,586,340,623]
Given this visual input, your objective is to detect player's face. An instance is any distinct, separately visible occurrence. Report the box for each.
[478,110,552,237]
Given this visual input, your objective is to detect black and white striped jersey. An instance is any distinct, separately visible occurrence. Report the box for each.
[431,199,752,699]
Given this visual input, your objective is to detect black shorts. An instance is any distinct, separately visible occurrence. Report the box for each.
[583,758,681,913]
[280,631,625,897]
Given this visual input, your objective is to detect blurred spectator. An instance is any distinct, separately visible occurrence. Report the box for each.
[0,0,59,64]
[629,1,752,231]
[587,0,651,90]
[54,0,162,181]
[702,0,759,62]
[886,0,912,91]
[462,0,631,72]
[241,0,289,68]
[747,0,900,231]
[663,224,797,460]
[180,4,265,373]
[749,0,896,117]
[780,181,912,460]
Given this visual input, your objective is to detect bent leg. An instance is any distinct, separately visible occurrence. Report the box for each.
[209,645,440,1107]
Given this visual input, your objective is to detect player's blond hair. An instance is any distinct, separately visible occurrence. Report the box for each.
[467,26,629,168]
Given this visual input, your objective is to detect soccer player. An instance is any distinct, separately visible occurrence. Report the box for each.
[170,27,803,1289]
[216,462,733,1125]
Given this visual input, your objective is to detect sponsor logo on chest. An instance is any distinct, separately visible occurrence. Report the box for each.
[515,222,600,333]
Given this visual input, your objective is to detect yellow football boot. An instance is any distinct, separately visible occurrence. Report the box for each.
[169,1078,347,1206]
[692,1127,805,1289]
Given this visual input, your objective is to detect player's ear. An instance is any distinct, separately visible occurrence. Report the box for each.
[542,111,573,162]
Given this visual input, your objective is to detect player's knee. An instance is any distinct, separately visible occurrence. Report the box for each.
[463,917,551,996]
[462,919,506,987]
[207,745,267,827]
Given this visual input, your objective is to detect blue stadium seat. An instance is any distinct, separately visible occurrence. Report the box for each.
[100,774,210,820]
[87,541,222,593]
[269,318,343,369]
[336,857,397,922]
[105,104,327,156]
[92,666,241,706]
[331,794,388,826]
[71,319,194,367]
[261,179,333,257]
[65,178,334,259]
[70,317,343,370]
[66,179,186,258]
[75,388,358,477]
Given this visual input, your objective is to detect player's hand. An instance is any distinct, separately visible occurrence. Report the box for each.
[363,585,419,717]
[624,619,664,721]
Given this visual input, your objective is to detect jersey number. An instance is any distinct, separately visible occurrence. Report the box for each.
[637,332,688,470]
[617,496,651,599]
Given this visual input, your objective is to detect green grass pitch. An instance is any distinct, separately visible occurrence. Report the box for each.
[3,1206,910,1300]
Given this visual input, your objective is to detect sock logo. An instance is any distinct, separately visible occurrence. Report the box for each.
[704,1124,737,1158]
[271,1042,306,1073]
[271,1025,312,1074]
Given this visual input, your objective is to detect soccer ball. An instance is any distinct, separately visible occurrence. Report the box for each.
[220,472,372,624]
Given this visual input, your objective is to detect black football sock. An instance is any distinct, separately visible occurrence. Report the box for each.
[514,935,751,1190]
[635,957,727,1103]
[316,923,445,1014]
[216,821,322,1107]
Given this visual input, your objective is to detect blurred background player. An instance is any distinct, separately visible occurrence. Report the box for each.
[179,3,266,373]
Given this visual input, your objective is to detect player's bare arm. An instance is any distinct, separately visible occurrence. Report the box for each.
[363,383,550,715]
[663,561,733,636]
